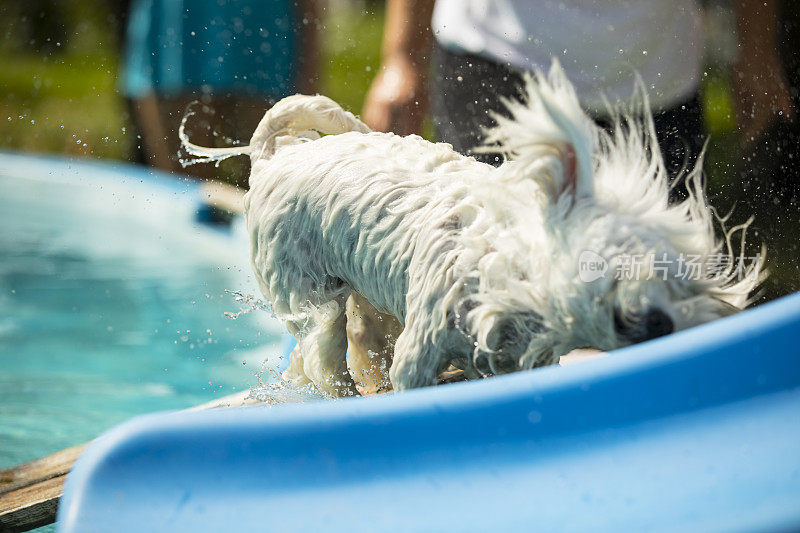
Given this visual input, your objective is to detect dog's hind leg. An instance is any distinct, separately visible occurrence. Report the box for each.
[282,342,312,387]
[296,294,360,397]
[346,291,401,394]
[278,317,313,387]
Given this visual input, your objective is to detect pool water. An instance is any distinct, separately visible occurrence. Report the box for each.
[0,154,283,468]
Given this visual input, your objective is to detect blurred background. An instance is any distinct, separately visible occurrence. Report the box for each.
[1,0,798,299]
[0,0,381,170]
[0,0,384,186]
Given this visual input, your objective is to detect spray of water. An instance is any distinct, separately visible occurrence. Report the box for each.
[222,291,382,403]
[223,289,273,319]
[248,380,330,404]
[178,104,252,168]
[220,290,335,403]
[247,359,331,404]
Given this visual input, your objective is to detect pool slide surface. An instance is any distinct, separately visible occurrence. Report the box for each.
[57,292,800,531]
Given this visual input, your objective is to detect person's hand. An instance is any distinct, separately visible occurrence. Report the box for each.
[362,55,428,135]
[732,51,795,147]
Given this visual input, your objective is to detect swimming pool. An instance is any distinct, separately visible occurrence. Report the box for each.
[0,152,283,469]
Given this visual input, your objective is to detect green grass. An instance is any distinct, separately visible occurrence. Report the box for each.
[0,54,133,160]
[0,1,133,160]
[0,2,386,162]
[702,71,738,136]
[321,3,385,115]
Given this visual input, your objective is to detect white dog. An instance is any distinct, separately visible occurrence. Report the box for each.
[182,62,762,397]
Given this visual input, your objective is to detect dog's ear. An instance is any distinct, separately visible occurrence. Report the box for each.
[481,61,597,201]
[550,139,579,198]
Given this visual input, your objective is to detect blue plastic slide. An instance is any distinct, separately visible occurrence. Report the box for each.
[58,292,800,532]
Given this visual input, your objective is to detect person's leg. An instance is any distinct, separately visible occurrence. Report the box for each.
[432,45,525,166]
[213,95,270,188]
[650,95,706,201]
[130,94,174,171]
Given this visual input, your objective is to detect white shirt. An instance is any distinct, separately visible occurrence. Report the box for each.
[432,0,704,114]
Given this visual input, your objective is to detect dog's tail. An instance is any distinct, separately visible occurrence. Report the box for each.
[179,95,371,167]
[248,94,371,161]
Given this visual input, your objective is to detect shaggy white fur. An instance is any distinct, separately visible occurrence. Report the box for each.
[182,62,763,397]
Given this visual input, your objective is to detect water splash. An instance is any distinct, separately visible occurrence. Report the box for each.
[222,292,331,403]
[223,289,272,319]
[248,379,329,405]
[178,105,251,168]
[247,362,329,404]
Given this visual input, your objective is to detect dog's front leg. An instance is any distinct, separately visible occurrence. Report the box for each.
[389,320,444,391]
[282,342,313,387]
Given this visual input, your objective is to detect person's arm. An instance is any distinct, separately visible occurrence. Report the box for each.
[362,0,435,134]
[732,0,794,146]
[296,0,322,95]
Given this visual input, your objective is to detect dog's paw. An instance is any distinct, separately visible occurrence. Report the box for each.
[282,360,312,387]
[389,359,439,391]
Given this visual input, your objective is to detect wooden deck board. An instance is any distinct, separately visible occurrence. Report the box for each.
[0,476,65,532]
